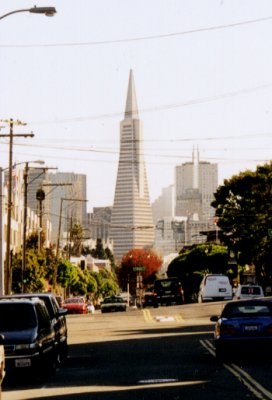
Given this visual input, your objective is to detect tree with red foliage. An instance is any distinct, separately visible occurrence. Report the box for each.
[118,249,162,294]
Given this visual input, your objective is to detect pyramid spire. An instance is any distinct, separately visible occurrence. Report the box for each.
[110,70,154,260]
[125,69,139,119]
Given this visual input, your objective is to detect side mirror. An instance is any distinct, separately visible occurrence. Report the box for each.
[58,308,68,316]
[210,315,219,322]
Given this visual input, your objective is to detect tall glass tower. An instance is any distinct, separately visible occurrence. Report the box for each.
[110,70,154,261]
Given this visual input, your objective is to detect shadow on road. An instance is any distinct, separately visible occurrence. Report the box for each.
[3,323,221,400]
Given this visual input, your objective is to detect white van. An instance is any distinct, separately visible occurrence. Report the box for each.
[198,274,233,303]
[233,284,264,300]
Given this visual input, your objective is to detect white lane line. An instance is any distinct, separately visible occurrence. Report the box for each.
[200,339,272,400]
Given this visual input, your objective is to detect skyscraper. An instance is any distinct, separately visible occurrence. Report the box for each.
[175,147,218,221]
[110,70,154,261]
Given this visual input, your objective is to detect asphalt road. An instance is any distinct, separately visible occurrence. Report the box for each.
[2,302,272,400]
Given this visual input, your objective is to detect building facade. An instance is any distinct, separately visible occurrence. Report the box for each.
[175,148,218,221]
[110,70,155,261]
[88,206,112,243]
[47,172,88,246]
[151,185,175,225]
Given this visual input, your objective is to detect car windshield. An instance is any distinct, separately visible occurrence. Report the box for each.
[65,298,84,304]
[155,280,180,289]
[241,286,261,295]
[104,297,124,304]
[0,303,36,331]
[222,303,272,318]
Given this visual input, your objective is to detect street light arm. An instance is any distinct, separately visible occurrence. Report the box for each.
[0,7,56,21]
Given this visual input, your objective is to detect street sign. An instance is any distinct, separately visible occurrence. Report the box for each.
[133,266,145,271]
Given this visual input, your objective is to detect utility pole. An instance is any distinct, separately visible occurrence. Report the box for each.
[54,198,87,289]
[0,119,34,294]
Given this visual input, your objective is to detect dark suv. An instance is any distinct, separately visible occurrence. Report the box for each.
[0,298,57,375]
[2,293,68,363]
[153,278,184,307]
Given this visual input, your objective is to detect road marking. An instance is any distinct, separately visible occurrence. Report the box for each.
[142,309,154,322]
[139,379,178,383]
[155,316,175,322]
[200,339,272,400]
[142,310,184,323]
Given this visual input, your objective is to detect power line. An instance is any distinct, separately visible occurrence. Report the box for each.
[1,15,272,48]
[28,81,272,125]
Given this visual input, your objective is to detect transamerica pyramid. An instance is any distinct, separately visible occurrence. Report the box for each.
[110,70,155,261]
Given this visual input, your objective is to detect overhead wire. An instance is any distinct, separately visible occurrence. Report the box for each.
[1,15,272,48]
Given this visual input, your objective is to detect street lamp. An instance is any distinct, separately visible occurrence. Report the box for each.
[0,6,57,20]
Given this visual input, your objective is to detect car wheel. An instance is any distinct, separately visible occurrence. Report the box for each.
[60,340,68,363]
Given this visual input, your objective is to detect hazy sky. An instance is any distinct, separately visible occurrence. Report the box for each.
[1,1,272,212]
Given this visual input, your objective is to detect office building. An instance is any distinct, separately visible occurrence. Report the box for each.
[110,70,154,261]
[175,147,218,221]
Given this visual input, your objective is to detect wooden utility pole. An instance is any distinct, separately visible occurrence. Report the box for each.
[0,119,34,294]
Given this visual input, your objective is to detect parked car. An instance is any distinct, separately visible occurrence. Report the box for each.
[233,284,264,300]
[62,297,88,314]
[210,299,272,361]
[153,278,184,307]
[0,298,57,376]
[1,293,68,364]
[101,295,127,313]
[198,274,233,303]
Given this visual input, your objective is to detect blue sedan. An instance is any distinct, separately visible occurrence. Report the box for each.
[210,299,272,361]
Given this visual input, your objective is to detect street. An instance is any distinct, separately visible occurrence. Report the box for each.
[3,301,272,400]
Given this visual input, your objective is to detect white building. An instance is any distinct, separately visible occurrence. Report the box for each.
[175,147,218,221]
[152,185,175,224]
[154,216,188,256]
[110,70,154,261]
[0,165,52,293]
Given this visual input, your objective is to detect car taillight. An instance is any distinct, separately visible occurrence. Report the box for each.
[265,325,272,334]
[219,324,237,335]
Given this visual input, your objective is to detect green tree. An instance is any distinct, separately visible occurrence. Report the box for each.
[70,223,84,257]
[57,259,79,289]
[91,239,106,259]
[167,244,229,302]
[211,163,272,285]
[12,249,47,293]
[90,270,119,301]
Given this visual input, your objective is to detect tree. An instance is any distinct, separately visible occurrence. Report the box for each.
[118,249,162,294]
[91,238,106,259]
[12,249,47,293]
[167,244,229,302]
[211,163,272,286]
[70,223,84,257]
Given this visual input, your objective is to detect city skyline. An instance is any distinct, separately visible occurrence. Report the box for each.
[1,1,272,211]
